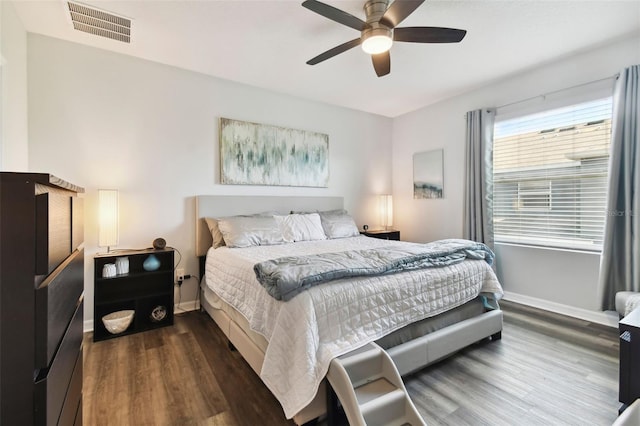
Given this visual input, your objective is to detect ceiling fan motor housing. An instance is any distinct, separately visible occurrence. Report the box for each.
[364,0,389,24]
[362,0,393,53]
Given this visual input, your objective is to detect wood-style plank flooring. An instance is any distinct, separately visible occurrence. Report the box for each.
[407,301,619,425]
[83,301,620,425]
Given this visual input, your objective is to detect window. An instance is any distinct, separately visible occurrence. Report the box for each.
[493,97,612,251]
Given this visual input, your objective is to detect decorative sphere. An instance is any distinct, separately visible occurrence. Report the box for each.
[152,238,166,250]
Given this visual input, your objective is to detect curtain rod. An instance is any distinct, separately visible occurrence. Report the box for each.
[496,74,619,111]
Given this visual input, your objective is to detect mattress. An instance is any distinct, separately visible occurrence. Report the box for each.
[204,236,503,418]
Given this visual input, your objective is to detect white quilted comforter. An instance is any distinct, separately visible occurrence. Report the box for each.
[204,236,503,419]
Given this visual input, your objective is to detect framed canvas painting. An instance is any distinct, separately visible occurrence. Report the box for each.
[413,149,444,199]
[219,118,329,187]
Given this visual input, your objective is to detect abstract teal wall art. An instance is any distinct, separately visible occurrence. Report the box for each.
[219,118,329,187]
[413,149,444,199]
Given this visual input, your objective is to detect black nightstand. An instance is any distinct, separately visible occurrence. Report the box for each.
[93,248,174,341]
[361,230,400,241]
[619,307,640,413]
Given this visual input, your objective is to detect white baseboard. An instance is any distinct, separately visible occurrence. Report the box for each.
[83,301,201,333]
[174,300,201,314]
[502,291,619,328]
[83,295,615,332]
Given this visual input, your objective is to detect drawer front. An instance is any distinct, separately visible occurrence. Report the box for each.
[35,249,84,369]
[71,197,84,253]
[35,298,83,425]
[620,326,631,403]
[619,323,640,405]
[35,189,71,276]
[74,399,83,426]
[58,347,83,426]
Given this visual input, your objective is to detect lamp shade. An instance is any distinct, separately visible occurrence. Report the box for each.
[98,189,119,250]
[380,194,393,229]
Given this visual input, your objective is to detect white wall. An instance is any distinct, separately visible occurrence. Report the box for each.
[392,35,640,317]
[27,35,392,329]
[0,0,29,171]
[26,31,640,327]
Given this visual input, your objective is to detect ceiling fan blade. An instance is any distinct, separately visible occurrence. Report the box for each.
[307,38,362,65]
[302,0,369,31]
[371,51,390,77]
[380,0,425,28]
[394,27,467,43]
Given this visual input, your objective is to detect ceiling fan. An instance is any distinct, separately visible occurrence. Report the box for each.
[302,0,467,77]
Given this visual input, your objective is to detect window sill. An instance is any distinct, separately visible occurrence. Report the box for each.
[494,241,602,256]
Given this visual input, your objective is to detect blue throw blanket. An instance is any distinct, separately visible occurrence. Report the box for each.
[253,239,494,301]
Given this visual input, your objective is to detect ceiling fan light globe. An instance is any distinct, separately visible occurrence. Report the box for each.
[362,35,393,54]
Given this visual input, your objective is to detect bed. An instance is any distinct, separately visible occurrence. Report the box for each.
[195,195,503,425]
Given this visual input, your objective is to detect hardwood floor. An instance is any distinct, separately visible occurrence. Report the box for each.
[83,301,620,425]
[83,312,291,426]
[407,301,619,425]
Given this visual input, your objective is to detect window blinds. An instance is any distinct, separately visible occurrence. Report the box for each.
[493,97,613,251]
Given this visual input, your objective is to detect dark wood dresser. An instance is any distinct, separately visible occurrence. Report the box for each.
[0,172,84,425]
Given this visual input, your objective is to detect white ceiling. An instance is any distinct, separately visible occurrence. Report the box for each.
[13,0,640,117]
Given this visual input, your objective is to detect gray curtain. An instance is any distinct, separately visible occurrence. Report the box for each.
[599,64,640,311]
[463,108,496,249]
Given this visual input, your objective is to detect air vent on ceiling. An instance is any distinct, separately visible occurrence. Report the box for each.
[67,2,131,43]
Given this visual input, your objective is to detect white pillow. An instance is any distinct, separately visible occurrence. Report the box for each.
[205,212,278,248]
[217,215,285,248]
[318,210,360,239]
[274,213,327,242]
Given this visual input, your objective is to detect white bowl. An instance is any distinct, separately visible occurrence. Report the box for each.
[102,310,135,334]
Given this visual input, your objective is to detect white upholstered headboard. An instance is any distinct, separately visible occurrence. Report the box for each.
[195,195,344,257]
